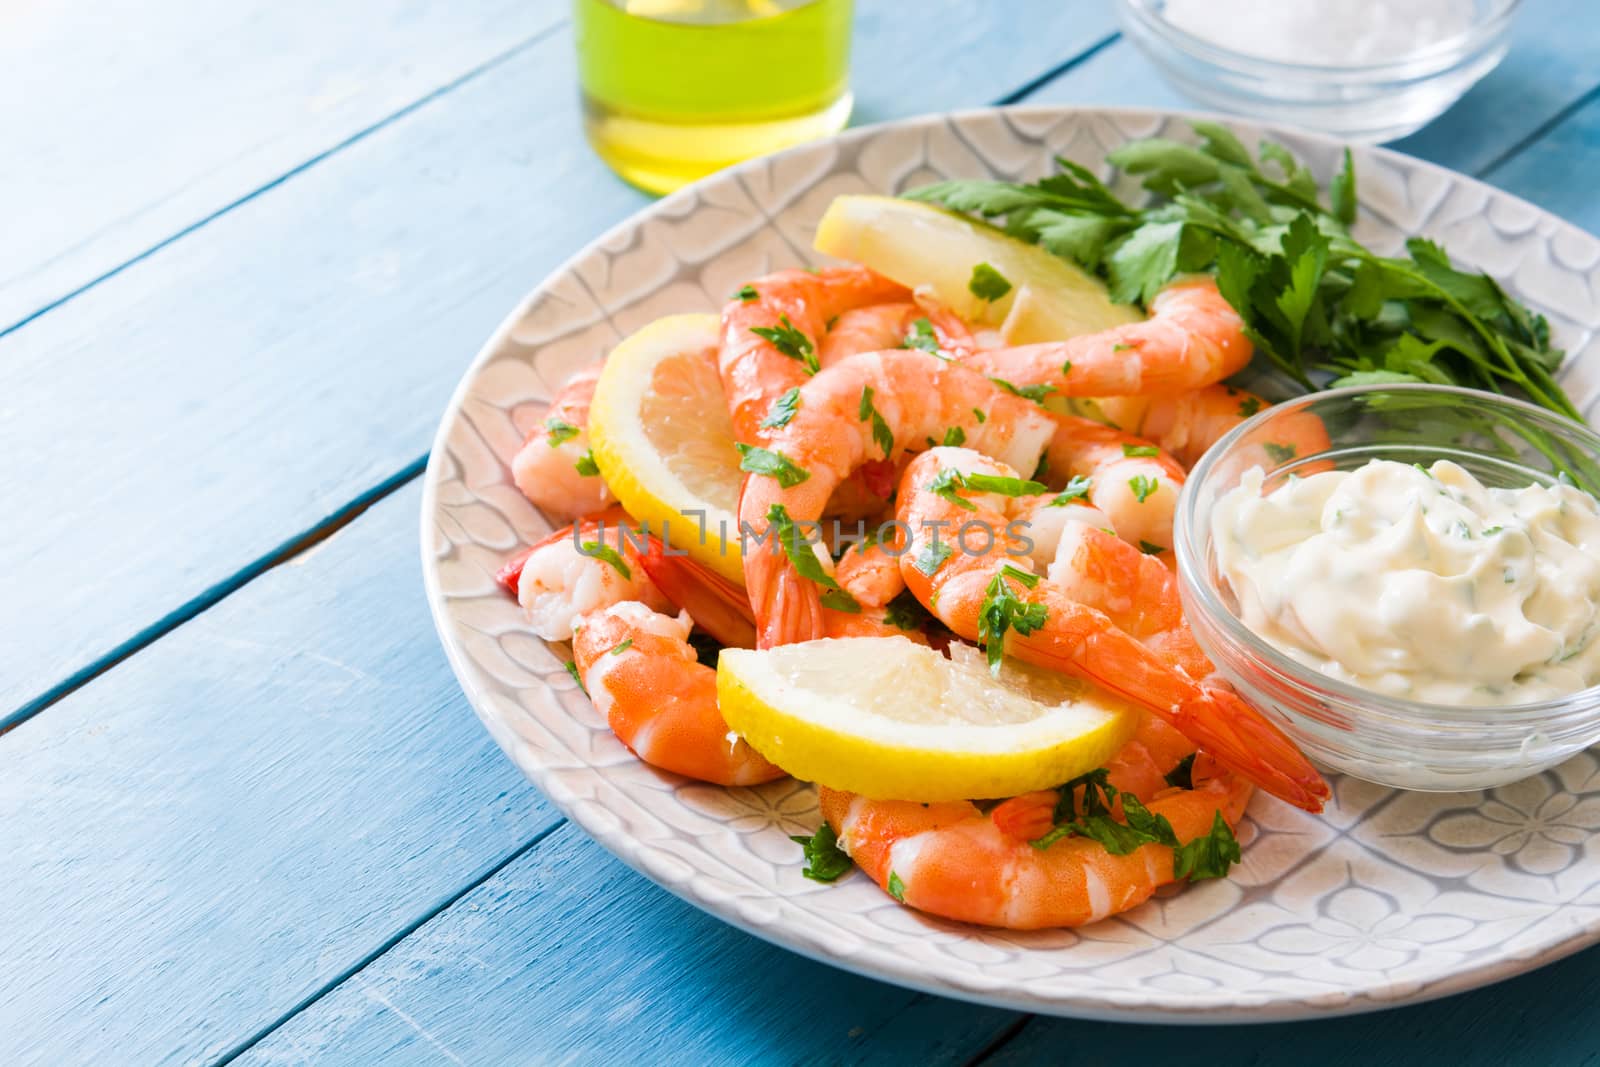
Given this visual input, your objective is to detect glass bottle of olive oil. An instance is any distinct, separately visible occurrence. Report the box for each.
[574,0,854,195]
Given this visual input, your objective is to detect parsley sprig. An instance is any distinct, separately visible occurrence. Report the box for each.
[765,504,860,613]
[908,121,1578,421]
[750,315,820,375]
[977,564,1049,675]
[791,824,853,882]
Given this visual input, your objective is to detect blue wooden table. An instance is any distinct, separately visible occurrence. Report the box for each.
[6,2,1600,1063]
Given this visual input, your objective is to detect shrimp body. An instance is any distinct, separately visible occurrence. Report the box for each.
[737,350,1056,647]
[819,769,1251,929]
[512,512,669,641]
[818,295,976,368]
[1042,414,1187,553]
[511,365,614,521]
[966,278,1250,398]
[719,266,909,444]
[834,537,907,609]
[1098,384,1268,470]
[573,602,784,786]
[895,447,1328,812]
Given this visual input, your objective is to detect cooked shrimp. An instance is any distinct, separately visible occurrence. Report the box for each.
[737,349,1057,647]
[502,510,669,641]
[895,447,1329,812]
[834,537,907,608]
[719,265,909,444]
[511,365,613,521]
[1041,414,1187,554]
[572,602,784,786]
[818,761,1251,929]
[1097,384,1269,470]
[964,277,1250,398]
[818,294,977,368]
[1032,510,1214,682]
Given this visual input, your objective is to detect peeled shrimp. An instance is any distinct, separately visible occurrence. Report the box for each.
[511,365,614,521]
[894,447,1328,812]
[819,756,1251,929]
[818,294,977,368]
[965,277,1250,398]
[737,349,1057,648]
[1098,384,1269,470]
[1041,414,1187,554]
[501,510,669,641]
[572,602,784,786]
[719,265,909,444]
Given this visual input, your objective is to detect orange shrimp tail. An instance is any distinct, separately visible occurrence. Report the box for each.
[990,791,1059,842]
[1169,687,1329,813]
[744,538,825,648]
[639,536,756,648]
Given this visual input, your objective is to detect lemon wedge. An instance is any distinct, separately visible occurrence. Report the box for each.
[588,313,745,584]
[812,195,1140,338]
[717,637,1139,801]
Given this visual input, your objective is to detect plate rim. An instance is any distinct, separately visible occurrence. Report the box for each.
[419,103,1600,1023]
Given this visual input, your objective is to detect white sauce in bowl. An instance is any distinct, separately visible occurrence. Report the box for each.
[1212,459,1600,705]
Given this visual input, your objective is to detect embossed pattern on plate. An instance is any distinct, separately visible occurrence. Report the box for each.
[420,107,1600,1022]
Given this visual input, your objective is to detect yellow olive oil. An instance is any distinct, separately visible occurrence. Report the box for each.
[574,0,853,195]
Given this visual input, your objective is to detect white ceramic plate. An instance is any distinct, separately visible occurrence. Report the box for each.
[421,106,1600,1022]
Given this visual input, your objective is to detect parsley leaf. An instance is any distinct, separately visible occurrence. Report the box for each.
[977,565,1048,674]
[574,449,600,477]
[790,824,853,882]
[968,261,1014,302]
[765,504,859,613]
[1262,442,1298,464]
[1173,811,1242,881]
[1048,475,1094,506]
[903,317,940,354]
[579,541,632,580]
[750,314,819,374]
[962,472,1049,497]
[1164,753,1196,791]
[544,417,580,447]
[882,588,931,632]
[609,637,633,656]
[887,871,907,901]
[1139,540,1166,555]
[943,426,966,447]
[858,386,895,459]
[732,284,759,302]
[760,387,802,429]
[972,408,987,423]
[988,376,1056,404]
[736,443,811,488]
[1129,474,1159,503]
[1121,443,1160,458]
[564,659,587,694]
[928,468,977,511]
[911,537,953,577]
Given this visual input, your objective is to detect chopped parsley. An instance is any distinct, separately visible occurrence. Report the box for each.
[962,472,1049,497]
[564,659,587,694]
[750,314,819,374]
[578,541,632,580]
[574,449,600,477]
[903,317,940,354]
[858,386,894,459]
[765,504,859,613]
[760,387,802,429]
[972,408,988,423]
[791,824,853,882]
[1238,396,1263,417]
[1121,443,1160,458]
[882,588,931,632]
[988,376,1055,404]
[1173,812,1242,881]
[1049,475,1094,506]
[967,261,1013,302]
[1129,474,1159,504]
[609,637,633,656]
[1164,754,1196,790]
[1263,442,1298,464]
[736,443,811,488]
[911,537,953,577]
[732,284,760,302]
[544,417,580,447]
[977,564,1048,674]
[1139,540,1166,555]
[943,426,966,447]
[887,871,907,902]
[928,468,977,511]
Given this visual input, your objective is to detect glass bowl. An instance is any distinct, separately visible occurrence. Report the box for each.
[1115,0,1521,143]
[1175,384,1600,790]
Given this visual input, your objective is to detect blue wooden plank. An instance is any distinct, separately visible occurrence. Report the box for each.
[980,944,1600,1066]
[0,0,1124,724]
[232,821,1020,1066]
[0,481,556,1067]
[1484,96,1600,233]
[0,0,565,333]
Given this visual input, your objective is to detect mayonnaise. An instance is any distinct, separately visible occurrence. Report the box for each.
[1212,459,1600,706]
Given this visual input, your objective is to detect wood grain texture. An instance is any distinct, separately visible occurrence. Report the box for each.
[0,481,556,1067]
[0,0,563,333]
[1485,95,1600,232]
[979,945,1600,1067]
[0,0,1122,727]
[234,822,1021,1066]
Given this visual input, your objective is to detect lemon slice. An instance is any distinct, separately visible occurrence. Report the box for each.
[813,195,1141,338]
[717,637,1139,801]
[588,313,745,584]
